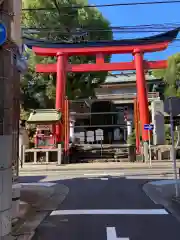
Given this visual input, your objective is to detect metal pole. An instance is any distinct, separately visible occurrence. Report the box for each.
[169,97,179,198]
[134,98,140,154]
[101,137,103,158]
[148,130,152,167]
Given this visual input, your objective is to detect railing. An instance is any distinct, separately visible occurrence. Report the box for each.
[96,92,159,100]
[20,144,62,166]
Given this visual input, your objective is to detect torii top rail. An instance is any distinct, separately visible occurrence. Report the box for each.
[25,28,179,154]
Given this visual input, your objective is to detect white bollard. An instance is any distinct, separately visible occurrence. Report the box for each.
[12,184,21,220]
[57,144,62,165]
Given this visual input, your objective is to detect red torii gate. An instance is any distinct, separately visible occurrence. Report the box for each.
[29,28,179,154]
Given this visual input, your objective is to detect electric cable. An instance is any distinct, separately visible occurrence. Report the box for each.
[22,0,180,11]
[21,22,180,46]
[22,29,180,34]
[22,27,180,39]
[21,23,180,34]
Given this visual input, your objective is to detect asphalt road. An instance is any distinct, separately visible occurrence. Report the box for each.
[32,176,180,240]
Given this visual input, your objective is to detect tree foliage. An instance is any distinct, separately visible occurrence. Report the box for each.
[21,0,113,112]
[153,53,180,98]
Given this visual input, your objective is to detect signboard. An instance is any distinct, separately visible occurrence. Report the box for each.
[164,97,180,116]
[87,131,94,143]
[0,23,7,45]
[79,132,85,143]
[95,129,104,141]
[144,124,154,131]
[37,125,52,131]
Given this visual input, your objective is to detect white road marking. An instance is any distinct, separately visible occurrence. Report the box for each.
[106,227,129,240]
[84,172,124,176]
[84,173,109,176]
[100,178,109,180]
[50,209,168,216]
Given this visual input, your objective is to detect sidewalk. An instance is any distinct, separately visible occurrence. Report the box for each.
[143,179,180,221]
[12,183,69,240]
[20,161,180,173]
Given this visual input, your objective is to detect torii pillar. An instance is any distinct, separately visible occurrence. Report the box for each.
[134,49,150,160]
[56,52,67,143]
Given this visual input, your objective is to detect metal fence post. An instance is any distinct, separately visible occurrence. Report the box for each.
[22,145,26,167]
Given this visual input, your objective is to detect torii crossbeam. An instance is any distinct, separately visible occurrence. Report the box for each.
[25,28,179,155]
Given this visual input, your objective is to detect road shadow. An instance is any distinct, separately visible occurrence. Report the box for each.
[19,175,47,183]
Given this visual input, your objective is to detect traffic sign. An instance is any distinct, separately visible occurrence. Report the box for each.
[0,23,7,45]
[164,97,180,116]
[144,124,154,131]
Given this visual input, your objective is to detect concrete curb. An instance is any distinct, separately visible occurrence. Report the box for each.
[12,183,69,240]
[19,161,180,172]
[143,180,180,222]
[20,167,180,173]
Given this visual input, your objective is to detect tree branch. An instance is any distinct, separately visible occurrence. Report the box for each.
[51,0,70,33]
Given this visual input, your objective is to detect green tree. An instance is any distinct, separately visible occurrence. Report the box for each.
[21,0,113,112]
[153,53,180,98]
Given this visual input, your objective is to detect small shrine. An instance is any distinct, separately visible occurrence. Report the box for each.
[27,109,61,148]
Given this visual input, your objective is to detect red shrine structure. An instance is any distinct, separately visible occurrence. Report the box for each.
[25,28,179,155]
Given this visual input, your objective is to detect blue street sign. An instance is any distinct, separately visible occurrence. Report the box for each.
[0,23,7,46]
[144,124,154,131]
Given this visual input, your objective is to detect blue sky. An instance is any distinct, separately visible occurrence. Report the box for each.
[88,0,180,64]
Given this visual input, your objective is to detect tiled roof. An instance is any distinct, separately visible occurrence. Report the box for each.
[105,73,161,83]
[27,109,61,123]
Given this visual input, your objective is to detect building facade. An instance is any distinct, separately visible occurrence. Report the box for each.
[71,72,162,144]
[95,73,162,142]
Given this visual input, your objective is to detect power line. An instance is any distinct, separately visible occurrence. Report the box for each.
[22,24,180,45]
[22,27,180,36]
[22,24,180,30]
[22,28,180,33]
[22,30,180,40]
[23,30,177,34]
[22,0,180,11]
[22,35,180,41]
[21,23,180,33]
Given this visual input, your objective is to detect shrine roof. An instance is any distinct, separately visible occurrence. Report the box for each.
[27,109,61,124]
[104,73,162,84]
[23,28,179,49]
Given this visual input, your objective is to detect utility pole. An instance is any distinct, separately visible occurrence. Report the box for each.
[0,0,14,238]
